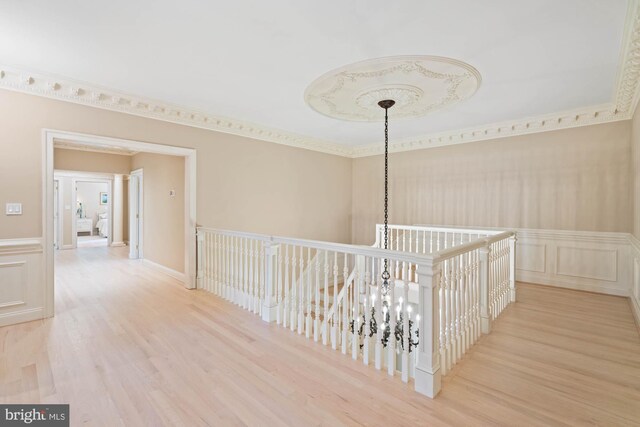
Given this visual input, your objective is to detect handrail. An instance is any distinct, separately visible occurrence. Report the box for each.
[197,227,436,265]
[432,231,515,263]
[197,227,515,267]
[376,223,504,236]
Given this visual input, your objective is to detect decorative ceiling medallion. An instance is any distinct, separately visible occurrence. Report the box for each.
[304,55,481,122]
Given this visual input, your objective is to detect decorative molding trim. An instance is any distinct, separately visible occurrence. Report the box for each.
[142,259,186,284]
[351,104,629,157]
[1,1,639,158]
[626,234,640,330]
[0,238,43,255]
[0,66,351,157]
[55,141,138,156]
[0,307,44,328]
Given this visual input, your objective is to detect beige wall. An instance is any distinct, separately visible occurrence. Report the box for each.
[352,121,632,244]
[632,106,640,239]
[0,89,352,244]
[76,181,109,229]
[54,148,132,174]
[131,153,185,273]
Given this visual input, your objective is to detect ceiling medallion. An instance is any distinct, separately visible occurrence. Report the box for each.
[304,55,481,122]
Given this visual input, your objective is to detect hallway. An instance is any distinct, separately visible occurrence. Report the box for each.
[0,246,639,426]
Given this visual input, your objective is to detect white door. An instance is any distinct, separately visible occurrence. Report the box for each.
[129,170,144,259]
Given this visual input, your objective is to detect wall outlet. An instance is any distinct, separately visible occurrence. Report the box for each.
[5,203,22,215]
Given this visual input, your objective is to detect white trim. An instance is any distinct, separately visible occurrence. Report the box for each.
[3,1,640,158]
[43,130,197,319]
[0,238,43,254]
[129,169,144,260]
[0,308,44,328]
[111,242,126,247]
[54,170,119,179]
[142,259,186,284]
[626,234,640,330]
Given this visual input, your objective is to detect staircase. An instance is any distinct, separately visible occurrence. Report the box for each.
[196,225,516,398]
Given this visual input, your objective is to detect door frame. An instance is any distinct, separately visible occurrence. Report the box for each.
[129,169,144,259]
[53,179,62,250]
[43,129,197,317]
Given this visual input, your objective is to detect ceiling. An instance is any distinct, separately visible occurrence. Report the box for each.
[0,0,634,155]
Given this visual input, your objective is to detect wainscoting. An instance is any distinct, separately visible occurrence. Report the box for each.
[627,235,640,328]
[0,238,44,327]
[514,228,640,328]
[515,229,632,296]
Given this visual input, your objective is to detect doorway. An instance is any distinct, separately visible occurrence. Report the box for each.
[43,130,197,318]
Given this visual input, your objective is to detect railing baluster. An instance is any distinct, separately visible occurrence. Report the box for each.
[342,253,348,355]
[298,246,304,335]
[322,250,329,345]
[290,246,297,332]
[363,257,372,365]
[336,252,340,350]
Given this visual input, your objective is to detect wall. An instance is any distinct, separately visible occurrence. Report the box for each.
[630,106,640,324]
[131,153,185,273]
[0,90,352,243]
[352,121,632,245]
[54,148,132,175]
[76,181,109,230]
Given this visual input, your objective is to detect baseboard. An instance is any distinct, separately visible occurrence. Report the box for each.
[0,307,44,327]
[61,244,74,250]
[516,271,629,297]
[111,241,126,247]
[142,259,185,284]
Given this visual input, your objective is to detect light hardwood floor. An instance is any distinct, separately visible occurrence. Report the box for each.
[1,246,640,426]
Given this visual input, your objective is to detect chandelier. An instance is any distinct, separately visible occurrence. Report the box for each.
[306,56,480,356]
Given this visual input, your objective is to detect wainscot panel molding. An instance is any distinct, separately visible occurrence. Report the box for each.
[627,235,640,328]
[515,229,632,297]
[0,238,44,327]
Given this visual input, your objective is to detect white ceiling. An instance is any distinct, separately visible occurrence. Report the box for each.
[0,0,629,147]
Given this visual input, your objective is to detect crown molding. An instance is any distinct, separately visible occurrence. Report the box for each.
[0,66,351,158]
[1,0,639,159]
[350,103,628,157]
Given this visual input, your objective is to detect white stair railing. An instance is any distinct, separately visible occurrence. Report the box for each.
[196,225,516,398]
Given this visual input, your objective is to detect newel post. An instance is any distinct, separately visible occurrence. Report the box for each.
[262,240,279,322]
[414,259,442,398]
[479,242,492,334]
[196,231,204,289]
[509,234,517,302]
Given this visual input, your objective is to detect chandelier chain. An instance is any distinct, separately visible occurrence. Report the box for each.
[381,104,391,293]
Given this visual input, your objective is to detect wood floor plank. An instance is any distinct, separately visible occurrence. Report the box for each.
[1,246,639,426]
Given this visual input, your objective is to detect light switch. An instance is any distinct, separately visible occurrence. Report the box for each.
[169,190,176,197]
[5,203,22,215]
